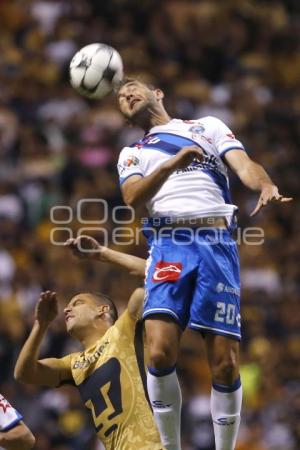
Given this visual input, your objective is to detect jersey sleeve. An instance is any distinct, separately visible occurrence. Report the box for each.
[114,309,137,340]
[208,116,246,158]
[0,394,23,432]
[55,354,75,387]
[117,147,144,185]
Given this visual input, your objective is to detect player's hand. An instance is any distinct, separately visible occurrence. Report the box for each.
[64,235,107,261]
[163,145,204,171]
[250,185,293,216]
[35,291,58,327]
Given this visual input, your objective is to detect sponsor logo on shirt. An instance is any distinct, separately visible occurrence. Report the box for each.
[73,340,110,369]
[199,134,213,145]
[176,153,220,174]
[215,282,240,296]
[152,262,182,282]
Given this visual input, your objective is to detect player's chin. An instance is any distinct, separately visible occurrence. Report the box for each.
[129,103,148,122]
[65,320,76,333]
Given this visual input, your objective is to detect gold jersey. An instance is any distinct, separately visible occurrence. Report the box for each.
[59,310,164,450]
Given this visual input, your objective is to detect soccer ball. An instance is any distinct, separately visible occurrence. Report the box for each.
[69,43,124,99]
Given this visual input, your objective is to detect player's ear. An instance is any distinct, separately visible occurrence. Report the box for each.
[154,88,164,101]
[97,304,110,317]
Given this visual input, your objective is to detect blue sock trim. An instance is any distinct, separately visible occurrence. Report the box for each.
[213,376,241,393]
[148,365,176,377]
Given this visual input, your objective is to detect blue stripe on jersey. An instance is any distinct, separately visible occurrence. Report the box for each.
[127,132,232,204]
[153,133,201,149]
[219,146,246,159]
[130,133,202,155]
[1,412,23,432]
[202,169,232,204]
[119,172,143,185]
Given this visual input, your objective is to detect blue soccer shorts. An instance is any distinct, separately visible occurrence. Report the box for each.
[143,228,241,341]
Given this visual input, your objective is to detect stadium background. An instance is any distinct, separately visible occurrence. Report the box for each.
[0,0,299,449]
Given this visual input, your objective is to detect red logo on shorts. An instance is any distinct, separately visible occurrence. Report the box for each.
[152,262,182,282]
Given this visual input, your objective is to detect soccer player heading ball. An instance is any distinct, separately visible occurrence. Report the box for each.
[117,78,292,450]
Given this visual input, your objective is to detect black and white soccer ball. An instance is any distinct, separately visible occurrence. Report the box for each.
[69,43,124,99]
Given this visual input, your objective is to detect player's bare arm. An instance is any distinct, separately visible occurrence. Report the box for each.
[14,291,71,387]
[0,421,35,450]
[122,145,204,208]
[127,287,145,320]
[65,236,146,319]
[225,149,293,216]
[65,235,146,277]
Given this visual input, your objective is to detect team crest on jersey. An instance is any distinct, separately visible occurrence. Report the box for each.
[124,155,140,167]
[189,125,205,134]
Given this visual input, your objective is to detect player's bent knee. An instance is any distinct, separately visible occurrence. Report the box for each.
[145,316,181,369]
[212,356,239,385]
[149,347,176,370]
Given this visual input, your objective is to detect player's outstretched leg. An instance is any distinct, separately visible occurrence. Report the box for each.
[206,334,242,450]
[145,317,182,450]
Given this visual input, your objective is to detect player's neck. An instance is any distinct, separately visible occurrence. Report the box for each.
[79,323,110,350]
[136,105,171,131]
[149,107,171,128]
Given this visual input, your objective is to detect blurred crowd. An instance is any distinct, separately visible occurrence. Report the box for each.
[0,0,299,449]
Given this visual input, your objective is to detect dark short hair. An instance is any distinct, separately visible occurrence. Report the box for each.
[116,76,156,93]
[91,292,118,324]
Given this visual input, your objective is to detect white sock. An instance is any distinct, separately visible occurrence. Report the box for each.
[211,378,242,450]
[147,367,182,450]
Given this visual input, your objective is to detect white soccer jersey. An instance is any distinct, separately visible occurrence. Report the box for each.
[117,116,245,223]
[0,393,22,431]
